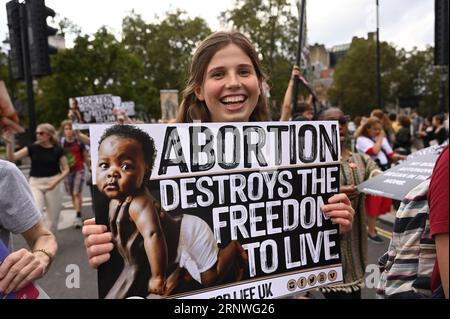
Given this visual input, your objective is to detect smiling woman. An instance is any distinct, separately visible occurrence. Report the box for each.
[176,31,271,124]
[82,31,357,300]
[194,44,261,123]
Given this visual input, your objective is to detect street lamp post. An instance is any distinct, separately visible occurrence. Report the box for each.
[376,0,383,110]
[292,0,307,114]
[440,66,448,114]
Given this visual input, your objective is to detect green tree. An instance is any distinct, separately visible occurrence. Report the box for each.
[35,27,146,125]
[328,40,446,117]
[394,47,447,115]
[327,38,400,117]
[122,10,211,118]
[55,15,81,38]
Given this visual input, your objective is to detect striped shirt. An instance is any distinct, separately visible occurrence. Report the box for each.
[376,179,434,298]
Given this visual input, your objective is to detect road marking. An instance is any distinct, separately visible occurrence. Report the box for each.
[376,227,392,240]
[62,197,92,208]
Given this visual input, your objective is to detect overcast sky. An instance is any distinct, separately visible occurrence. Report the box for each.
[1,0,435,51]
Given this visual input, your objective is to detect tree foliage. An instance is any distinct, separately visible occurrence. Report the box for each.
[327,38,400,116]
[328,39,447,117]
[1,1,445,128]
[121,10,211,118]
[35,27,146,125]
[7,11,211,127]
[394,47,446,115]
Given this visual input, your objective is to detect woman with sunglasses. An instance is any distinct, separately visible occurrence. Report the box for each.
[4,123,69,232]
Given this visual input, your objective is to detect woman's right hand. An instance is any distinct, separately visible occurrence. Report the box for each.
[321,193,355,234]
[82,218,114,268]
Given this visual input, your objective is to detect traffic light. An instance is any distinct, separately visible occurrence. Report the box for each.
[26,0,58,76]
[5,0,24,80]
[435,0,449,66]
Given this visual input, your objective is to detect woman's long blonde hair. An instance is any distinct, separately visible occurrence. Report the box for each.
[36,123,58,145]
[354,117,382,139]
[176,31,271,123]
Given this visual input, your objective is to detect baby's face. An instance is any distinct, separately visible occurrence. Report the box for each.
[96,136,147,200]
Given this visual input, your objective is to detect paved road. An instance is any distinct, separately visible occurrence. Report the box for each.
[12,167,98,299]
[11,166,393,299]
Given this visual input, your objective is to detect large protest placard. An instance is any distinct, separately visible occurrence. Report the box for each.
[69,94,116,129]
[90,121,342,299]
[160,90,178,122]
[357,149,443,201]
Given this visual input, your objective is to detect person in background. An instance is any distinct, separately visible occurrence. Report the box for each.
[319,108,381,299]
[417,115,435,148]
[0,81,57,296]
[410,110,425,150]
[355,117,405,243]
[68,98,85,124]
[371,109,395,147]
[59,120,89,229]
[279,65,314,121]
[394,115,412,155]
[0,159,58,296]
[377,144,448,299]
[4,124,69,232]
[430,114,448,146]
[389,112,400,134]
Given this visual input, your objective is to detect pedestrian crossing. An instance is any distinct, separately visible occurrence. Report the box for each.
[57,195,92,230]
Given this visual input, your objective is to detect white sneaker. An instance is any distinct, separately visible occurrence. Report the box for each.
[73,217,83,229]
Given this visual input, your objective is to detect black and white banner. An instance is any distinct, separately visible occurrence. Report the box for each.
[90,121,343,299]
[70,94,116,129]
[358,144,447,200]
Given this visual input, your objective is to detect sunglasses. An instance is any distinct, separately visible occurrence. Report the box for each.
[36,131,46,135]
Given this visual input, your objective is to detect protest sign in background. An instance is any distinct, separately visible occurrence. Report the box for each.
[69,94,116,129]
[160,90,178,122]
[90,121,343,299]
[358,144,447,201]
[120,101,136,117]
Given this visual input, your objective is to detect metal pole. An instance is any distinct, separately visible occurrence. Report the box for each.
[19,3,37,142]
[292,0,306,113]
[6,51,17,102]
[440,66,448,114]
[376,0,383,110]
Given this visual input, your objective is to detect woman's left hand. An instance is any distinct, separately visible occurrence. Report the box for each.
[321,193,355,234]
